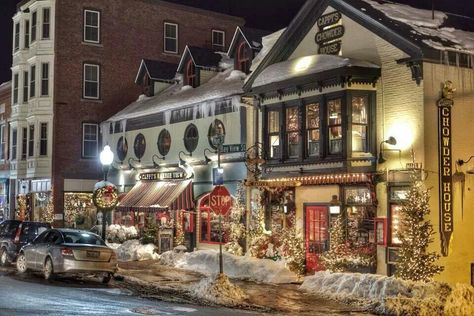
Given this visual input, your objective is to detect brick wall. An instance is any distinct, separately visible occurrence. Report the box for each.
[52,0,244,217]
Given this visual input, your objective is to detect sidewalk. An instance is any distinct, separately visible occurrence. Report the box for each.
[115,260,372,315]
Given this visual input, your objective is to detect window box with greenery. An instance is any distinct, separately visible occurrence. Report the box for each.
[263,91,376,165]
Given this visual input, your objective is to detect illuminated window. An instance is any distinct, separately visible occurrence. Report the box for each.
[390,205,402,245]
[199,195,228,244]
[352,96,368,152]
[327,98,342,155]
[267,110,280,159]
[286,107,299,158]
[306,103,320,157]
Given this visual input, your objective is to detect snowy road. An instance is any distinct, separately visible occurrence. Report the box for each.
[0,268,255,316]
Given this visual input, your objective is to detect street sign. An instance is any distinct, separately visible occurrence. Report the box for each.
[209,185,232,216]
[221,143,246,154]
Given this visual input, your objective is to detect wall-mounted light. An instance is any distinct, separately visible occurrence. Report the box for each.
[152,154,165,168]
[178,150,191,166]
[329,195,341,214]
[457,156,474,174]
[203,148,217,165]
[378,136,397,164]
[128,157,141,170]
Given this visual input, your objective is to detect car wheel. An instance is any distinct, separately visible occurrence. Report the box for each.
[43,257,54,280]
[102,273,112,284]
[0,248,9,267]
[16,253,28,273]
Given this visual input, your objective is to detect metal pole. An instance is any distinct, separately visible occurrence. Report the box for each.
[101,208,107,241]
[217,145,223,275]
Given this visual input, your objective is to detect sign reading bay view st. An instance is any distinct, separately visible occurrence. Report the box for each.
[437,81,455,257]
[315,11,344,55]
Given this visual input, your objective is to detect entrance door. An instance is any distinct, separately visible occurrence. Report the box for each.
[305,205,329,272]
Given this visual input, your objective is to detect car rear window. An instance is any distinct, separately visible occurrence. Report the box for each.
[61,231,105,246]
[4,221,21,238]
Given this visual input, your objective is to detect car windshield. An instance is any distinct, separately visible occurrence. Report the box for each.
[61,231,105,246]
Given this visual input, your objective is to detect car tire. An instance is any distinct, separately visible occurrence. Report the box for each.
[0,248,9,267]
[102,273,112,284]
[43,257,54,280]
[16,253,28,274]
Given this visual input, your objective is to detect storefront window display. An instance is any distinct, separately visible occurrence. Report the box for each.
[64,192,95,229]
[199,195,228,244]
[343,187,375,248]
[263,188,296,231]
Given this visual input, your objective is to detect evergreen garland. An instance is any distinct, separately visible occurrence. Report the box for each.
[395,181,444,282]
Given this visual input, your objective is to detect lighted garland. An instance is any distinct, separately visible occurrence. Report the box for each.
[92,182,119,210]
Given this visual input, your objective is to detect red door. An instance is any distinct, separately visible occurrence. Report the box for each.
[305,205,329,272]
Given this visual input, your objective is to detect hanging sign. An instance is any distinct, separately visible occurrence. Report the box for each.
[139,171,186,181]
[318,41,342,55]
[437,81,455,257]
[315,25,345,45]
[317,11,342,28]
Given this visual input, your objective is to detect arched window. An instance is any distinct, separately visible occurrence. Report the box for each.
[185,59,196,88]
[237,41,251,74]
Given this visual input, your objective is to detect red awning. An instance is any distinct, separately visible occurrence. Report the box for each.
[116,180,194,212]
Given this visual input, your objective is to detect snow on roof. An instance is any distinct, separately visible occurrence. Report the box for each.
[249,28,286,74]
[107,67,246,122]
[363,0,474,54]
[252,54,379,88]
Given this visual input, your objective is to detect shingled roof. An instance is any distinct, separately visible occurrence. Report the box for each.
[135,59,178,84]
[177,46,222,73]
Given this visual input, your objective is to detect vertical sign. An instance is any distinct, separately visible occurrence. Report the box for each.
[315,11,343,55]
[437,81,454,257]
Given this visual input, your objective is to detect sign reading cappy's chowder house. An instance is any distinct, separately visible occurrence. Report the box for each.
[315,11,344,55]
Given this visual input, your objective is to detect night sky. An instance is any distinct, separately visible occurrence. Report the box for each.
[0,0,473,84]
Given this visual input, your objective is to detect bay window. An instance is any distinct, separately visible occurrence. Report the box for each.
[264,91,374,163]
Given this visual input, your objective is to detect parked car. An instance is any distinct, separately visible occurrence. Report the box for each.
[16,228,117,283]
[0,220,51,266]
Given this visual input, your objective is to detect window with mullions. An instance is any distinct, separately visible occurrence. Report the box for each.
[306,103,320,157]
[24,20,30,49]
[14,22,20,51]
[267,110,280,159]
[352,96,368,152]
[30,65,36,98]
[286,107,299,158]
[40,123,47,156]
[212,30,225,51]
[13,74,19,105]
[42,8,50,39]
[327,98,342,155]
[83,64,100,99]
[185,60,196,88]
[164,22,178,53]
[237,42,251,74]
[11,128,17,160]
[28,124,34,157]
[31,11,37,43]
[84,10,100,43]
[82,123,98,158]
[21,127,27,160]
[0,125,5,160]
[23,71,28,103]
[41,63,49,96]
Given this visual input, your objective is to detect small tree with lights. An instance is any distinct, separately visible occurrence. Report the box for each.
[320,214,351,272]
[224,184,246,256]
[395,181,444,282]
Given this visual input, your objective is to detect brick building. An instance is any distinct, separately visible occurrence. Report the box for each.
[10,0,244,226]
[0,81,11,220]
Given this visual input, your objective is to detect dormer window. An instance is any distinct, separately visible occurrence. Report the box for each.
[185,60,197,88]
[237,41,251,74]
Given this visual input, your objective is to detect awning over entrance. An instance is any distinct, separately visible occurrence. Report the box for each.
[116,180,194,212]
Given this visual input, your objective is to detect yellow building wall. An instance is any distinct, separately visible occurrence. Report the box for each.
[423,62,474,285]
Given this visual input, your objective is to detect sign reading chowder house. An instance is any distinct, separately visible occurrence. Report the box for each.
[315,11,344,55]
[139,171,186,181]
[437,81,455,257]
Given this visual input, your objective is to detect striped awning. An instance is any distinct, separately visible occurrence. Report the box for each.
[116,180,194,212]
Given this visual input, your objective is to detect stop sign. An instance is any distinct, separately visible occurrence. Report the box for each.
[209,185,232,216]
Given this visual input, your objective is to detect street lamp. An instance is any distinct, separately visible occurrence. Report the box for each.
[98,145,115,240]
[100,145,114,181]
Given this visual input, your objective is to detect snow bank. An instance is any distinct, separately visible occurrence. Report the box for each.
[160,250,298,284]
[107,224,138,243]
[444,283,474,316]
[300,271,451,315]
[115,240,160,261]
[189,274,248,307]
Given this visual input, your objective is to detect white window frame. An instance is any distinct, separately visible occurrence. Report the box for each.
[164,22,178,54]
[42,7,51,40]
[83,9,100,43]
[0,124,5,160]
[41,63,49,97]
[83,63,100,99]
[39,122,48,156]
[30,64,36,98]
[13,22,20,52]
[212,29,225,50]
[82,123,99,158]
[13,73,19,105]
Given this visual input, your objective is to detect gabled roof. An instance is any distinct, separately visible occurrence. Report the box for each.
[244,0,474,91]
[177,46,222,73]
[227,26,271,57]
[135,59,178,84]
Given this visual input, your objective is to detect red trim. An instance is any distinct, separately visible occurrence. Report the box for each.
[374,217,387,246]
[185,59,196,87]
[198,194,227,244]
[237,41,250,73]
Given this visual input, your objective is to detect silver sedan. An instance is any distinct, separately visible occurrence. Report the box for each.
[16,228,117,283]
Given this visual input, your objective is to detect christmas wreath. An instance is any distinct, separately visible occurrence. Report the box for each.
[92,181,119,210]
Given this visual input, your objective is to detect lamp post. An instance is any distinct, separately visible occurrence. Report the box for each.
[209,120,225,274]
[99,145,115,240]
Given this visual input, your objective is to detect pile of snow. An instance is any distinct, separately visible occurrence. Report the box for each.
[189,274,248,307]
[115,240,160,261]
[160,249,298,284]
[107,224,138,243]
[300,271,474,315]
[249,28,286,73]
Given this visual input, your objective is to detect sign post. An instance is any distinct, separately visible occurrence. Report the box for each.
[209,185,232,274]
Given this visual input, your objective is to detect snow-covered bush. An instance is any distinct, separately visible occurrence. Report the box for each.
[115,240,159,261]
[444,283,474,315]
[106,224,138,243]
